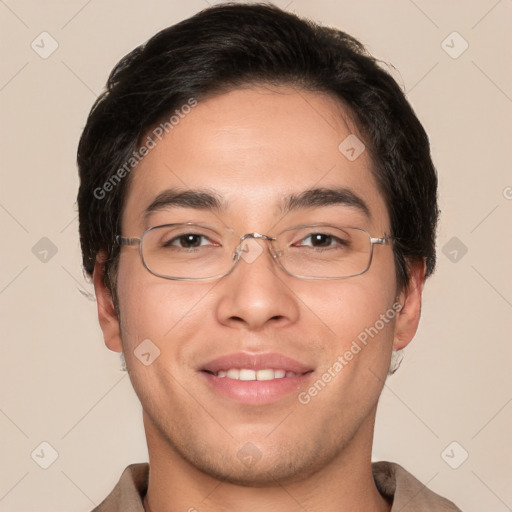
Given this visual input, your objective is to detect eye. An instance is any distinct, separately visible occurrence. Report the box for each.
[294,232,350,249]
[301,233,334,248]
[164,233,217,249]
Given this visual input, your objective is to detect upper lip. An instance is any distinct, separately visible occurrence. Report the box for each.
[200,352,313,374]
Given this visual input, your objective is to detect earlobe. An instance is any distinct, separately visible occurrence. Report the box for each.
[393,260,426,351]
[92,253,123,353]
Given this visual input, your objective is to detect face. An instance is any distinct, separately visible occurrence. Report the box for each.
[96,85,422,485]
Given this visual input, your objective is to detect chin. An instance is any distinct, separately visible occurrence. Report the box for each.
[172,430,341,487]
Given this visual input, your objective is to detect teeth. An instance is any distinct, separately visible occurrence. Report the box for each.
[239,369,256,381]
[226,369,240,379]
[255,369,275,381]
[214,368,298,380]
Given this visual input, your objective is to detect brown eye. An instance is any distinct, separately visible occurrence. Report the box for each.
[294,232,350,249]
[170,234,204,248]
[308,233,333,247]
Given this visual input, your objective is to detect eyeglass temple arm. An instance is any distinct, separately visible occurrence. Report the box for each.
[116,235,141,247]
[370,236,390,245]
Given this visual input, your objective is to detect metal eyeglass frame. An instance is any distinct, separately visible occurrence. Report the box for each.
[116,222,391,281]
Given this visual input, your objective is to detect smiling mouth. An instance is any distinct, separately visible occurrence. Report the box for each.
[199,352,315,404]
[202,368,310,380]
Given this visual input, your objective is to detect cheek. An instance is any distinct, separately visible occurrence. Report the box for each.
[298,262,397,339]
[298,270,398,391]
[115,271,213,402]
[116,260,217,361]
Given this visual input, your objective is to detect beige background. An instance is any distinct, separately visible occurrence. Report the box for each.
[1,0,511,510]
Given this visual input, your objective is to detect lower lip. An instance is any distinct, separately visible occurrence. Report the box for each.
[201,372,312,406]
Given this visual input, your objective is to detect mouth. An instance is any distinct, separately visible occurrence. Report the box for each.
[203,368,304,380]
[200,352,314,405]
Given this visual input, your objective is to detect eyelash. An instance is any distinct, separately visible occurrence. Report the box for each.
[162,231,350,250]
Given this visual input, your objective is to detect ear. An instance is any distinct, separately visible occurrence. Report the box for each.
[93,252,123,352]
[393,260,426,351]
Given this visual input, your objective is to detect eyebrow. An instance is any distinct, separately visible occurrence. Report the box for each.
[143,186,370,220]
[144,188,226,221]
[282,187,370,218]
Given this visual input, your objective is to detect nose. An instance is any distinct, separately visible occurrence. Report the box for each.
[215,237,300,332]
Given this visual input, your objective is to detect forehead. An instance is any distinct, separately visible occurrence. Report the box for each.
[122,85,389,232]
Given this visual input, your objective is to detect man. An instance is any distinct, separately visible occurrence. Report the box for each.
[77,3,462,510]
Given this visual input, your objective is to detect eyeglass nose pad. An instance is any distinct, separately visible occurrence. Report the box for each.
[232,240,249,263]
[232,246,241,262]
[232,234,277,266]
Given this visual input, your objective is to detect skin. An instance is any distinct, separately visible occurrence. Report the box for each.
[94,85,425,512]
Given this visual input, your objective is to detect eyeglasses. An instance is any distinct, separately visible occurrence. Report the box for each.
[116,222,391,281]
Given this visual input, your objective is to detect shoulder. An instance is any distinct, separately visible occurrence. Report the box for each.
[372,461,463,511]
[91,463,149,512]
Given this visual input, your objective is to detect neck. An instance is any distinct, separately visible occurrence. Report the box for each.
[142,411,391,512]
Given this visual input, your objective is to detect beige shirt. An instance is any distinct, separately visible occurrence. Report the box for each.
[92,462,462,511]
